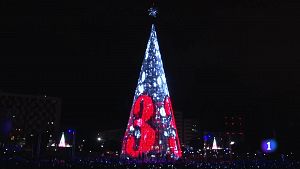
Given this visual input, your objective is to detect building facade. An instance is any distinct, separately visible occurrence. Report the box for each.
[0,92,61,141]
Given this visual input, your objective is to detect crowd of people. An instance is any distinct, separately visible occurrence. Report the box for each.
[0,153,299,169]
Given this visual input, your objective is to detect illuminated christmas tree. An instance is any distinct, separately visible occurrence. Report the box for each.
[121,24,182,160]
[58,132,71,148]
[212,137,219,150]
[58,132,66,147]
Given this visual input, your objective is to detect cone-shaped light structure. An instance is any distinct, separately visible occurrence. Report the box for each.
[58,132,66,147]
[121,25,182,160]
[212,137,218,150]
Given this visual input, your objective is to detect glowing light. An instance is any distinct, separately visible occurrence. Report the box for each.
[148,7,158,17]
[58,132,66,147]
[159,107,166,116]
[129,125,134,131]
[97,137,102,141]
[134,130,141,138]
[230,141,235,145]
[261,139,277,153]
[138,85,144,94]
[141,72,146,82]
[164,131,168,136]
[121,24,181,160]
[212,137,218,150]
[267,142,271,150]
[212,137,222,150]
[157,76,162,86]
[58,132,71,148]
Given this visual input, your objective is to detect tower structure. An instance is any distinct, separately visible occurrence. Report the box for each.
[121,25,182,160]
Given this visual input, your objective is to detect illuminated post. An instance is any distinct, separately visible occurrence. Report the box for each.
[72,130,76,160]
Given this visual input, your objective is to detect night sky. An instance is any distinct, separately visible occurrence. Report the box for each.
[0,0,299,137]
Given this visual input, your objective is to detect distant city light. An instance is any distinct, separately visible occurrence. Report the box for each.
[230,141,235,145]
[97,137,102,141]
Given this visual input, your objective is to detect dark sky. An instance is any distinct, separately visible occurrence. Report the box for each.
[0,0,299,135]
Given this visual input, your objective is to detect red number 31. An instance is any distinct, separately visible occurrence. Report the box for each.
[125,95,182,158]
